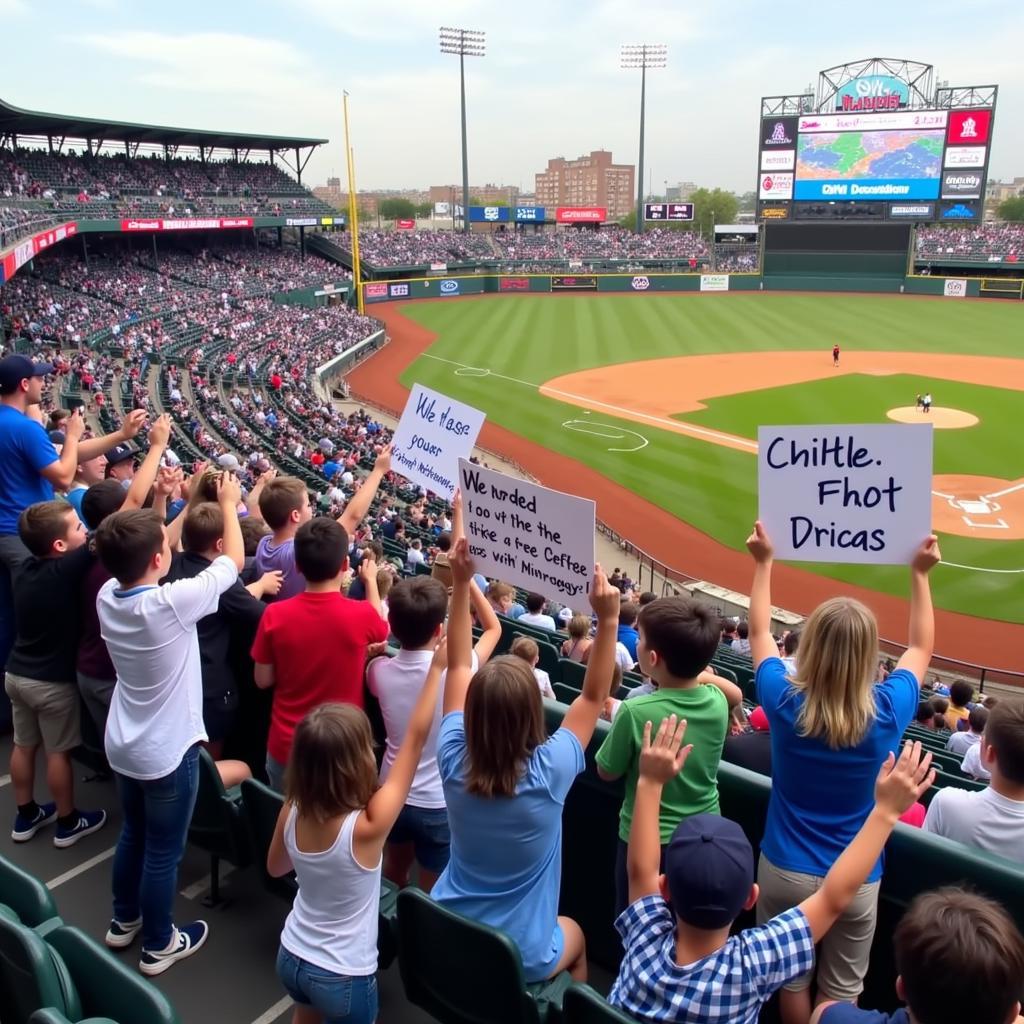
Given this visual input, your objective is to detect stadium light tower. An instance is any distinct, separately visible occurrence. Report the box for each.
[621,43,667,233]
[440,26,485,234]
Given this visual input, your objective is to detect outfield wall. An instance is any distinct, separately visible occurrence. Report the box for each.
[361,271,983,304]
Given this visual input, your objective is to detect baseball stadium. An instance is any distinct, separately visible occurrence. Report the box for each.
[0,33,1022,1024]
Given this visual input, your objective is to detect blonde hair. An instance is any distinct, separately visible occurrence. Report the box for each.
[510,635,539,663]
[567,614,591,640]
[790,597,878,749]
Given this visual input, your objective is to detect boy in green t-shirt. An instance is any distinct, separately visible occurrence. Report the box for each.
[596,596,742,914]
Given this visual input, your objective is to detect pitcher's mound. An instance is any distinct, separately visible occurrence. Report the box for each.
[887,406,978,429]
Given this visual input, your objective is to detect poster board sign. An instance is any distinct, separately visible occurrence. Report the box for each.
[390,386,485,498]
[757,424,933,564]
[458,459,595,600]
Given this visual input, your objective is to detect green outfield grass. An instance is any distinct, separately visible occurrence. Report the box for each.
[398,293,1024,623]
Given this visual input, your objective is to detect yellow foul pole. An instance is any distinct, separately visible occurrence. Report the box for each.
[343,92,364,315]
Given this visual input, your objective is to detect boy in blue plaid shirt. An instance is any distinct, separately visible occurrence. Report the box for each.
[609,717,934,1024]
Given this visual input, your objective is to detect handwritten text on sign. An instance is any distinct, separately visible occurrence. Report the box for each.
[391,385,485,498]
[458,458,595,599]
[757,424,933,565]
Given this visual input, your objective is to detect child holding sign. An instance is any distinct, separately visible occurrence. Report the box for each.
[744,520,940,1024]
[432,530,621,983]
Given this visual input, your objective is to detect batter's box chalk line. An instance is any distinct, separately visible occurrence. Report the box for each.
[561,419,649,453]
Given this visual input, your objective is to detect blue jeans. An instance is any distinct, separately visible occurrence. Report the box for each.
[266,752,286,794]
[112,744,200,951]
[276,947,378,1024]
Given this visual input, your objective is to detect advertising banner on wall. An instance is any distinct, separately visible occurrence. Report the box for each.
[943,279,968,298]
[1,221,78,282]
[760,149,795,171]
[699,274,729,292]
[285,217,319,227]
[889,203,935,219]
[556,207,606,223]
[499,277,530,291]
[551,275,598,290]
[943,146,987,168]
[761,117,798,148]
[389,283,410,297]
[759,173,793,200]
[834,75,910,112]
[941,172,983,199]
[798,110,946,133]
[947,110,991,145]
[364,283,388,299]
[120,217,254,231]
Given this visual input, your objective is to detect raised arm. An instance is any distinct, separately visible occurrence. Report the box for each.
[896,536,940,682]
[697,668,743,708]
[443,537,475,716]
[469,579,501,665]
[75,408,147,463]
[561,565,620,748]
[39,407,84,490]
[799,741,934,941]
[338,444,392,534]
[359,554,382,615]
[745,520,779,668]
[358,640,447,848]
[628,716,692,905]
[246,468,276,521]
[216,472,245,572]
[123,414,171,511]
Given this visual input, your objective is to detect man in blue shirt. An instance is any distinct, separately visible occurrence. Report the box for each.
[0,355,145,692]
[617,601,640,663]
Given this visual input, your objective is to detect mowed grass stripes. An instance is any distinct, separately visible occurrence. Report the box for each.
[399,293,1024,624]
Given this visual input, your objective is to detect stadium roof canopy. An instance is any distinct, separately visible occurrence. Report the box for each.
[0,95,327,152]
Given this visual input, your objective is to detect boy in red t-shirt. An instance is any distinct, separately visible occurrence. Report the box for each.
[251,517,388,790]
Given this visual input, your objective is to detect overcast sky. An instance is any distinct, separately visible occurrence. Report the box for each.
[2,0,1021,194]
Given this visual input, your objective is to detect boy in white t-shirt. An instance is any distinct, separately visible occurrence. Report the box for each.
[509,635,556,700]
[924,701,1024,864]
[367,574,500,890]
[94,473,244,976]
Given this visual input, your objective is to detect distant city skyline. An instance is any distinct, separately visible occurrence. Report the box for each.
[2,0,1021,194]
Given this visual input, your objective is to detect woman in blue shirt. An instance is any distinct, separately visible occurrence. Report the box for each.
[434,523,621,983]
[745,521,940,1024]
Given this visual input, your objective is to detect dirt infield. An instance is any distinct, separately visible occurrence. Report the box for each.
[933,475,1024,541]
[887,407,979,428]
[348,303,1024,669]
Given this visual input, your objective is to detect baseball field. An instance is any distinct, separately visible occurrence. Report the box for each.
[349,291,1024,660]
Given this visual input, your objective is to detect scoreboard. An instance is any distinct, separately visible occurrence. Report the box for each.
[644,203,694,221]
[757,103,994,223]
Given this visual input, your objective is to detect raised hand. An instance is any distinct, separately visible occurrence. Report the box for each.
[358,553,378,583]
[449,536,475,585]
[216,471,242,509]
[121,408,148,439]
[374,443,393,475]
[431,635,449,672]
[746,520,774,564]
[148,412,172,449]
[588,563,619,622]
[64,407,85,441]
[451,488,464,542]
[911,535,941,575]
[259,570,284,597]
[638,715,692,786]
[875,740,935,818]
[155,465,183,498]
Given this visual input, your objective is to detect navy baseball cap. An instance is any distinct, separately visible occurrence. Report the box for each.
[106,444,138,467]
[0,355,55,395]
[664,814,754,930]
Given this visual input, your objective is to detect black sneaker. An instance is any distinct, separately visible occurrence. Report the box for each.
[139,921,209,976]
[53,809,107,848]
[11,802,57,842]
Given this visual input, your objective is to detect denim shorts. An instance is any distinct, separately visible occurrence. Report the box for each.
[276,946,378,1024]
[387,803,451,873]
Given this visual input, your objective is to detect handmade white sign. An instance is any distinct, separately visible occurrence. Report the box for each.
[391,385,485,498]
[757,423,933,564]
[458,458,595,599]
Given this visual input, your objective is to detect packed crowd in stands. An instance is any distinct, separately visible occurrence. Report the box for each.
[339,228,494,267]
[916,224,1024,261]
[0,243,1022,1024]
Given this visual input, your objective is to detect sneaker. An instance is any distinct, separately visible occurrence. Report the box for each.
[105,917,143,950]
[53,809,107,848]
[139,922,208,976]
[11,802,57,842]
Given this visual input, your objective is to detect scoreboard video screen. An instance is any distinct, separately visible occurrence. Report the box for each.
[757,106,993,222]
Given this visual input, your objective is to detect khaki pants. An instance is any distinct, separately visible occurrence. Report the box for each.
[756,853,880,1000]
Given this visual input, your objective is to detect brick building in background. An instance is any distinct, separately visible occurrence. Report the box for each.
[535,150,635,221]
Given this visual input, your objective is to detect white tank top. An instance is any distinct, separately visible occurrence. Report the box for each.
[280,805,381,976]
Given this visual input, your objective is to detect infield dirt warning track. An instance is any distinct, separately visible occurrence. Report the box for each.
[349,302,1024,668]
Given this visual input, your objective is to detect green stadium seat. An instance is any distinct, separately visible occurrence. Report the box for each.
[559,659,586,690]
[45,926,179,1024]
[186,748,251,905]
[0,856,61,932]
[0,914,80,1024]
[563,984,636,1024]
[396,888,571,1024]
[29,1010,116,1024]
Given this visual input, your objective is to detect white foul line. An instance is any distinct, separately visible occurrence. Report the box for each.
[249,996,293,1024]
[47,846,117,889]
